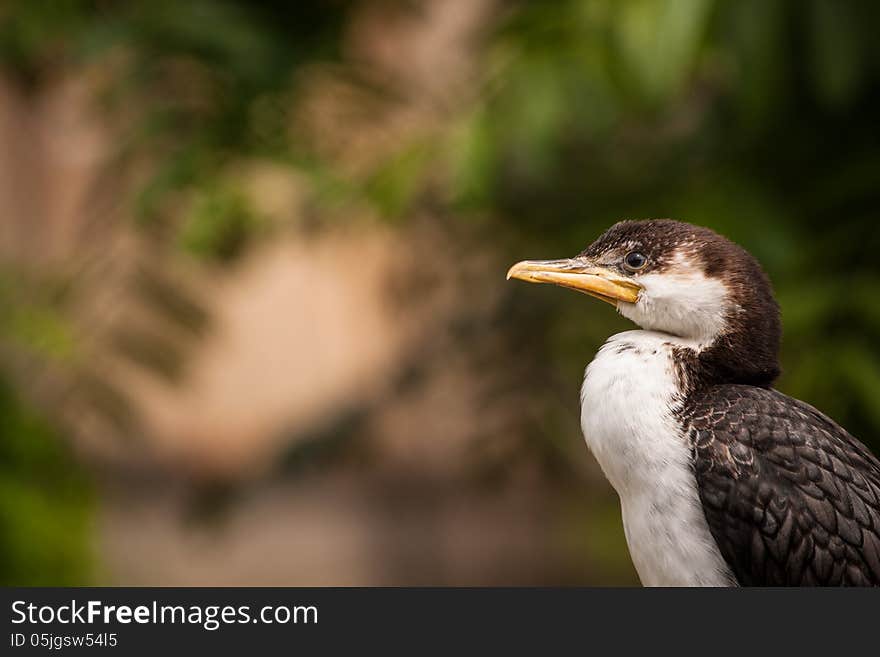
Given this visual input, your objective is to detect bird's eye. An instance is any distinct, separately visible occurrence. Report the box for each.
[623,251,648,271]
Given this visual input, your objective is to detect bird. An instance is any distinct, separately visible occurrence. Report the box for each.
[507,219,880,586]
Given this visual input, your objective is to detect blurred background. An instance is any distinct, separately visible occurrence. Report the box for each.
[2,0,880,585]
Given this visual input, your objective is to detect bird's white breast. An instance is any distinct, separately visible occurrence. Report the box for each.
[580,330,735,586]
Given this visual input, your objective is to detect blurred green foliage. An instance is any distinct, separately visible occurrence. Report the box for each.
[2,0,880,584]
[0,275,75,363]
[179,185,265,262]
[0,378,91,585]
[1,0,352,247]
[447,0,880,452]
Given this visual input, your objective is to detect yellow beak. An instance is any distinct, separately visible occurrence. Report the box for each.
[506,258,641,306]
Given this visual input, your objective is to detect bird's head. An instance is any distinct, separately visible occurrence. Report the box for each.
[507,219,781,385]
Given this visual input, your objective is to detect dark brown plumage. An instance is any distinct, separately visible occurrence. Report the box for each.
[684,385,880,585]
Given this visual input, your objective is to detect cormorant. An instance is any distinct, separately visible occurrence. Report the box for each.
[507,219,880,586]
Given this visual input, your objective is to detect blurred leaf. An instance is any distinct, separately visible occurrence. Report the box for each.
[179,185,263,261]
[0,273,75,362]
[0,379,91,585]
[808,0,863,108]
[615,0,712,104]
[364,140,436,219]
[447,106,497,208]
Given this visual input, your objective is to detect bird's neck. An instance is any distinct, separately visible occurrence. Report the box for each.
[671,327,781,390]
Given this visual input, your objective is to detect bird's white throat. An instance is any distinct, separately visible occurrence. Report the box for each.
[616,252,733,344]
[580,330,735,586]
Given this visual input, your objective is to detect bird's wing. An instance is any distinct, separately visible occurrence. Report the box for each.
[685,384,880,586]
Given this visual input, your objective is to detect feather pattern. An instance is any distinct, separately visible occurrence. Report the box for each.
[683,385,880,586]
